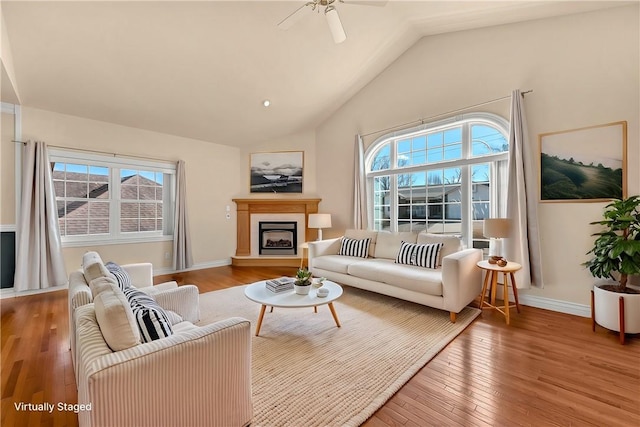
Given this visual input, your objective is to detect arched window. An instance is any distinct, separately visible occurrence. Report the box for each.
[365,112,509,250]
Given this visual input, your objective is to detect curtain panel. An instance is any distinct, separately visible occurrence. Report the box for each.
[505,89,544,288]
[14,141,67,292]
[172,160,193,271]
[353,134,368,230]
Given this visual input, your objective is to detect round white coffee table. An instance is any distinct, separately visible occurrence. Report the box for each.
[244,280,343,336]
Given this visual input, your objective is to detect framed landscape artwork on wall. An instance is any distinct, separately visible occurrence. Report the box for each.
[250,151,303,193]
[539,121,627,202]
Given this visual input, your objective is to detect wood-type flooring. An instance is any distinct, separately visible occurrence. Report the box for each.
[2,265,638,426]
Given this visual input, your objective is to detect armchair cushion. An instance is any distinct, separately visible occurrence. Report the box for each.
[94,285,141,351]
[105,261,132,290]
[124,288,173,342]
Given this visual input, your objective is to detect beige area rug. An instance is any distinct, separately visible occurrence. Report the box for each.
[198,285,480,427]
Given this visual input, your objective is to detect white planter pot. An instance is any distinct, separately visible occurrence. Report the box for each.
[294,284,311,295]
[593,284,640,334]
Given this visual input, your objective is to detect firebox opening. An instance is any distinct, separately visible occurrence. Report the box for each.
[258,221,298,255]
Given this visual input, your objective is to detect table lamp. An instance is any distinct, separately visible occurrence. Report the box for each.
[308,213,332,241]
[483,218,511,263]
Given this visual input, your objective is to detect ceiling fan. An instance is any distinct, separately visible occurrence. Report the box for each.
[277,0,387,44]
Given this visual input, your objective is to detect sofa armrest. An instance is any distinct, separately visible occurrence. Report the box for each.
[122,263,154,288]
[441,248,483,313]
[308,237,342,263]
[80,317,252,427]
[149,285,200,323]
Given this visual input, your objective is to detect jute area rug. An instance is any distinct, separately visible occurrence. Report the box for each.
[198,285,480,427]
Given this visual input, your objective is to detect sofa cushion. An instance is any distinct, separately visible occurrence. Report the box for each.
[375,231,418,259]
[396,242,443,269]
[94,284,141,352]
[82,251,111,283]
[313,254,364,274]
[416,233,462,266]
[347,258,443,295]
[345,229,378,257]
[89,275,119,297]
[105,261,132,290]
[124,288,173,342]
[338,237,370,258]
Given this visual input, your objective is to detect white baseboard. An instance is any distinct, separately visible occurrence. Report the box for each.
[1,284,69,299]
[519,294,590,318]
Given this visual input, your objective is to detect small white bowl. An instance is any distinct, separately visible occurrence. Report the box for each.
[317,288,329,298]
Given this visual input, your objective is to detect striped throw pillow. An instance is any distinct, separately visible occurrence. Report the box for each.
[395,242,443,269]
[105,262,132,291]
[338,237,371,258]
[123,288,173,342]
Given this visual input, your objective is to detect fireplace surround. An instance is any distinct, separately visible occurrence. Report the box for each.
[232,198,321,267]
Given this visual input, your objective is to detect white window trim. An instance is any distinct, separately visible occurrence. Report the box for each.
[49,148,176,246]
[365,112,509,248]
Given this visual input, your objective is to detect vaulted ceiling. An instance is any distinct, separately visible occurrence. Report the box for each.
[1,1,626,147]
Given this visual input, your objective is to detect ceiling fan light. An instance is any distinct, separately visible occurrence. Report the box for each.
[325,7,346,44]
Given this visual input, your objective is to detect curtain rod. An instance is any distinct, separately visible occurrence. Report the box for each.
[12,140,176,164]
[361,89,533,138]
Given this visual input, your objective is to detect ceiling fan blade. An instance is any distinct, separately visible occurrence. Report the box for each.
[277,3,311,30]
[325,7,346,44]
[340,0,388,7]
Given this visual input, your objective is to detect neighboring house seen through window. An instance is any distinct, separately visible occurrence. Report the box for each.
[365,113,509,251]
[49,149,176,246]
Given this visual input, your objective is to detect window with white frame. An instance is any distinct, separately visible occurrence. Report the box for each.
[365,113,509,250]
[49,149,176,246]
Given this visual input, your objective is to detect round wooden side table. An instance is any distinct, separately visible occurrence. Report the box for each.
[476,260,522,325]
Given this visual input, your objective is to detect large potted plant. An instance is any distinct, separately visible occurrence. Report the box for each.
[585,195,640,343]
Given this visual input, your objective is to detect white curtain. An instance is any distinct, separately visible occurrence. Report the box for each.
[505,89,544,288]
[172,160,193,271]
[353,134,368,229]
[14,141,67,292]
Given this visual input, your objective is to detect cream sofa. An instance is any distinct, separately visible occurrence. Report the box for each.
[69,252,253,427]
[308,230,482,322]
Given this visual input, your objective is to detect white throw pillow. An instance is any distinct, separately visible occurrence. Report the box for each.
[89,276,119,298]
[82,251,111,283]
[94,285,141,352]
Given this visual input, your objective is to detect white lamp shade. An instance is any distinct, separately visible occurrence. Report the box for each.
[308,213,332,229]
[325,7,346,44]
[483,218,511,238]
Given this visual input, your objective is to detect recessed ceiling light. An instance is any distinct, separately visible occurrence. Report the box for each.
[262,100,271,107]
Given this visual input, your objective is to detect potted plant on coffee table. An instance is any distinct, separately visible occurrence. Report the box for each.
[585,195,640,344]
[294,268,313,295]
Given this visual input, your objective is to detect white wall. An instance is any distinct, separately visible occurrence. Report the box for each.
[315,5,640,308]
[17,107,243,274]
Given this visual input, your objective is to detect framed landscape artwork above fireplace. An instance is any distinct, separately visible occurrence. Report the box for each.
[539,121,627,202]
[250,151,303,193]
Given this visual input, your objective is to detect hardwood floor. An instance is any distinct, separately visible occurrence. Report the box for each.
[2,265,639,426]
